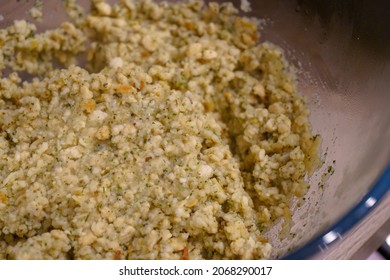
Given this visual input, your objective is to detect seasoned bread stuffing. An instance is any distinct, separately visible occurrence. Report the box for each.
[0,0,320,259]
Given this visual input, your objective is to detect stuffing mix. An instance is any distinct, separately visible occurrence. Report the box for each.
[0,0,320,259]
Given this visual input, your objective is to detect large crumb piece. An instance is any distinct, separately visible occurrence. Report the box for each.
[28,0,43,22]
[240,0,252,12]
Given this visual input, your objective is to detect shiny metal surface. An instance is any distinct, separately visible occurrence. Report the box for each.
[238,0,390,258]
[1,0,389,259]
[227,0,390,258]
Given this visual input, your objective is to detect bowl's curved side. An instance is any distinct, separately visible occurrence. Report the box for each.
[239,0,390,257]
[284,165,390,259]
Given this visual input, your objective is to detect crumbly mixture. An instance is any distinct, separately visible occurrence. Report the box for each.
[0,0,320,260]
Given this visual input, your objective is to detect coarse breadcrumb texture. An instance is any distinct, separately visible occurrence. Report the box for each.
[6,230,71,260]
[0,0,320,260]
[0,20,85,75]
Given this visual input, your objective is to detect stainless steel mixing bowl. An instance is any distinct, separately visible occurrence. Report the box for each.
[1,0,389,259]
